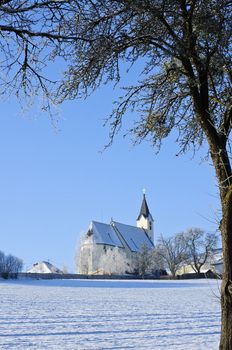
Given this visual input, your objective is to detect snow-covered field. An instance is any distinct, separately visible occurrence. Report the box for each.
[0,279,221,350]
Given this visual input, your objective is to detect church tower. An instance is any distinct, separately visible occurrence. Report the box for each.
[136,192,154,243]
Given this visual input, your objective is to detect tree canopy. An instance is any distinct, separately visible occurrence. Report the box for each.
[0,0,78,109]
[2,1,231,157]
[55,0,232,157]
[0,0,232,156]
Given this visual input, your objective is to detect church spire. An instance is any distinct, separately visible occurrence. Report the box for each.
[137,193,153,221]
[136,192,154,242]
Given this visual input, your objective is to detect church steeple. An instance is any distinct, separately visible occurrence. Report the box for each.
[136,192,154,243]
[137,193,153,221]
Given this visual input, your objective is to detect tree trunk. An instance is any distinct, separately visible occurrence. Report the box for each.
[185,56,232,348]
[205,140,232,349]
[220,185,232,350]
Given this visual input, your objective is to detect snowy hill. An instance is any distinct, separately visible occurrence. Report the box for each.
[27,261,63,274]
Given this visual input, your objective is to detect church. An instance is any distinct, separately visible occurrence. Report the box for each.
[77,194,154,275]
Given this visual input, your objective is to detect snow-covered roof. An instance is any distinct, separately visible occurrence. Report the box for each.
[88,220,153,252]
[112,221,153,252]
[91,221,124,248]
[112,221,154,252]
[27,261,63,274]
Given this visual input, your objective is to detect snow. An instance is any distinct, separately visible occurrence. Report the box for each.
[92,221,124,247]
[113,221,153,252]
[27,261,63,274]
[90,221,153,252]
[0,279,221,349]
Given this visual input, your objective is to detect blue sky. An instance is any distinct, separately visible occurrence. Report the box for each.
[0,73,220,272]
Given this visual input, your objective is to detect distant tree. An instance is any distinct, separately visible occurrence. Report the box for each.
[155,234,186,278]
[183,228,218,275]
[62,265,69,274]
[0,252,23,278]
[75,233,92,274]
[4,254,23,274]
[135,244,153,278]
[99,247,130,275]
[0,251,5,273]
[151,248,167,276]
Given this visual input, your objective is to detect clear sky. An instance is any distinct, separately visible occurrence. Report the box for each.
[0,67,220,273]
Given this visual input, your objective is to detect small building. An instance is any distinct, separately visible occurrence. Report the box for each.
[78,194,154,275]
[27,261,63,274]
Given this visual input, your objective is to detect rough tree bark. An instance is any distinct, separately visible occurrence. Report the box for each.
[219,182,232,349]
[208,142,232,350]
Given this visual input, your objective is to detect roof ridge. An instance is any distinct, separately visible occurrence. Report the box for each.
[92,220,110,226]
[112,221,146,230]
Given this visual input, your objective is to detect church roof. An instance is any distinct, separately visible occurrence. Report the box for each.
[91,221,124,248]
[137,194,153,221]
[112,221,153,252]
[89,220,153,253]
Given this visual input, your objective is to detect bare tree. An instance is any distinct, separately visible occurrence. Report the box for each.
[151,248,166,276]
[135,244,153,278]
[155,234,186,278]
[62,265,69,274]
[99,247,130,275]
[0,253,23,278]
[53,2,232,347]
[0,250,5,273]
[4,254,23,273]
[183,228,218,275]
[75,233,91,274]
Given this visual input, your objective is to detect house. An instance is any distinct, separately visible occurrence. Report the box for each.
[77,194,154,275]
[27,261,63,274]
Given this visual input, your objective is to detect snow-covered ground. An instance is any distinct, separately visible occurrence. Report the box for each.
[0,279,221,349]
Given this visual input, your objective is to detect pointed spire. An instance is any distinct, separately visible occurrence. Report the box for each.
[137,193,153,220]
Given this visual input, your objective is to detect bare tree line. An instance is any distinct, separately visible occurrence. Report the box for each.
[0,250,23,278]
[137,227,218,278]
